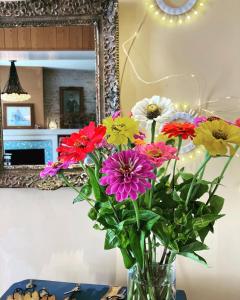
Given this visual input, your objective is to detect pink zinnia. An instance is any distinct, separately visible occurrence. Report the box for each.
[112,110,121,120]
[136,142,178,167]
[40,161,71,178]
[194,116,207,127]
[235,118,240,127]
[100,150,155,202]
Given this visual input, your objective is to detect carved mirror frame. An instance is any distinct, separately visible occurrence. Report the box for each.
[0,0,119,189]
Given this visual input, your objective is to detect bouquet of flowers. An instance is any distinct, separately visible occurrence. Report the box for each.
[41,96,240,300]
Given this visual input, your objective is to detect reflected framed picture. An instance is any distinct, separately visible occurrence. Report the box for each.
[3,103,35,129]
[60,87,84,129]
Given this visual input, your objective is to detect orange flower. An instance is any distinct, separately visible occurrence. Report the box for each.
[162,122,195,140]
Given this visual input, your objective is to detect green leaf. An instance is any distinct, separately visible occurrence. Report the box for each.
[193,214,224,231]
[120,248,135,269]
[87,167,102,201]
[174,208,187,226]
[128,228,144,268]
[123,209,160,221]
[210,195,224,214]
[145,216,160,231]
[179,252,208,267]
[181,241,209,252]
[93,223,104,230]
[173,191,184,203]
[118,231,129,249]
[104,229,119,250]
[198,227,211,242]
[73,183,92,203]
[180,172,194,180]
[193,183,209,200]
[157,167,165,178]
[88,208,98,220]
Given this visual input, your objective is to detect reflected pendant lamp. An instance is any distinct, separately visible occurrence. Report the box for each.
[1,60,31,102]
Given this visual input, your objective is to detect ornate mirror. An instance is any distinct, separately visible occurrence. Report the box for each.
[0,0,119,189]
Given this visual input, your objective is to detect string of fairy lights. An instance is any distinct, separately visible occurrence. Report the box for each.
[120,7,206,162]
[145,0,209,26]
[121,0,239,163]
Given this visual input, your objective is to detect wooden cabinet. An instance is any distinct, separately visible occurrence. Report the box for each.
[0,25,94,50]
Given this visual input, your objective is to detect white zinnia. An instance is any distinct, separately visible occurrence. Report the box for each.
[131,95,175,132]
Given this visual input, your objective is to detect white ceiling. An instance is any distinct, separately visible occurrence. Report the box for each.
[0,51,96,71]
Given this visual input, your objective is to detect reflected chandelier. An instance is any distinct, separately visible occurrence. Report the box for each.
[1,60,31,102]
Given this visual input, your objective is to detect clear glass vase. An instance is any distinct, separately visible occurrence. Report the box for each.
[127,263,176,300]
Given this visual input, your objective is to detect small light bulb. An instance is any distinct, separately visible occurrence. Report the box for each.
[150,4,154,9]
[169,19,173,23]
[194,10,198,15]
[200,2,204,6]
[189,155,193,159]
[187,15,191,20]
[178,18,183,24]
[162,16,166,21]
[155,11,159,15]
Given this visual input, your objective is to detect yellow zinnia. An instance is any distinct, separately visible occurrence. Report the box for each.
[103,116,139,145]
[193,120,240,156]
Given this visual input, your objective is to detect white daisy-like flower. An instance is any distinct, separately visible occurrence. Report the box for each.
[131,95,175,132]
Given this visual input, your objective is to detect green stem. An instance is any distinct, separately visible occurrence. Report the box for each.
[88,152,99,166]
[163,160,171,177]
[132,200,140,230]
[59,173,96,209]
[59,173,80,193]
[109,198,120,223]
[171,136,182,189]
[151,120,156,143]
[206,146,239,205]
[185,154,211,207]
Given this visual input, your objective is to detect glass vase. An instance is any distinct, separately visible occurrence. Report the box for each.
[127,263,176,300]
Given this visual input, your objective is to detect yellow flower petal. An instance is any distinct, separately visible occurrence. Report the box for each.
[193,120,240,156]
[103,116,139,146]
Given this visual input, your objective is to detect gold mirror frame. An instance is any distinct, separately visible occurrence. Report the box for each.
[0,0,119,189]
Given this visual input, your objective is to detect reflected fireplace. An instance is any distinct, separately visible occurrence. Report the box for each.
[5,149,45,165]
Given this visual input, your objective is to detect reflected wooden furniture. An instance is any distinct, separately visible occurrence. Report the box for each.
[0,26,94,50]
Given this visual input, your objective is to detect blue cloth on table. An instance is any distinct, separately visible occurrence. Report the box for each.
[1,279,187,300]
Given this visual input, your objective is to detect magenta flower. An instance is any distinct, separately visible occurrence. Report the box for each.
[136,142,178,167]
[100,150,155,202]
[134,131,146,141]
[40,161,71,178]
[112,110,121,120]
[194,116,207,127]
[97,138,114,151]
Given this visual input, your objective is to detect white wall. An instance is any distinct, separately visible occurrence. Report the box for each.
[1,0,240,299]
[0,188,126,295]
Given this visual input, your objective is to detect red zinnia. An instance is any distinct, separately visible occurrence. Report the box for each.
[162,122,195,140]
[57,122,106,162]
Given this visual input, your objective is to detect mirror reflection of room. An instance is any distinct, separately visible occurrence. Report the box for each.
[0,25,96,166]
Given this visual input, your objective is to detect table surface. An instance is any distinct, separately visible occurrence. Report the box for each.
[1,279,187,300]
